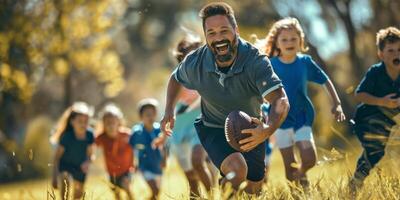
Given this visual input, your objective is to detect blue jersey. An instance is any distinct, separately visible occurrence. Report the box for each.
[270,54,328,130]
[129,123,163,174]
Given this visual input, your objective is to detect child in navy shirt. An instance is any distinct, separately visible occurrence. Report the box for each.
[130,98,166,200]
[51,102,95,200]
[350,27,400,190]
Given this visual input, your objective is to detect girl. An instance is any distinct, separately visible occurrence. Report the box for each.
[51,102,95,200]
[262,17,346,188]
[95,103,134,200]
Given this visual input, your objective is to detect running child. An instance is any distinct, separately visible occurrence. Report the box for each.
[170,37,215,197]
[262,17,346,188]
[51,102,95,200]
[130,98,166,200]
[95,103,134,200]
[350,26,400,190]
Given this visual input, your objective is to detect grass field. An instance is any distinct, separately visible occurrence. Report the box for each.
[1,142,400,200]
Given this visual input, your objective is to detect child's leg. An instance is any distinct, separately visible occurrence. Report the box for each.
[352,124,388,184]
[191,144,213,191]
[275,128,296,181]
[60,172,71,200]
[120,175,133,200]
[294,126,317,188]
[279,146,297,181]
[73,180,84,200]
[146,179,160,200]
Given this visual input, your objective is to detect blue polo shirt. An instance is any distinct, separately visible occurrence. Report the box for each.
[270,54,328,130]
[173,38,283,128]
[129,123,162,174]
[354,62,400,125]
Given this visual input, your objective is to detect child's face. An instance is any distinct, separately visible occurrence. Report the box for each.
[276,28,301,57]
[103,115,120,137]
[140,107,157,126]
[71,114,89,135]
[379,41,400,68]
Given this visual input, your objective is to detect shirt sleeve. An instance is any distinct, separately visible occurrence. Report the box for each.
[252,56,283,97]
[305,55,329,84]
[356,67,376,94]
[129,132,137,147]
[305,55,329,85]
[172,53,197,90]
[59,133,68,147]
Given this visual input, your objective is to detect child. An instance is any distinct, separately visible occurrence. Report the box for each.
[130,98,166,200]
[262,17,346,188]
[95,103,134,200]
[51,102,95,200]
[170,37,215,197]
[350,27,400,190]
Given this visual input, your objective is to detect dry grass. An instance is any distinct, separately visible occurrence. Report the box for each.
[1,144,400,200]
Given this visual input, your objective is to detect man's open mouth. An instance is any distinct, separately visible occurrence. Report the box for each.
[393,58,400,65]
[215,43,230,55]
[286,47,295,51]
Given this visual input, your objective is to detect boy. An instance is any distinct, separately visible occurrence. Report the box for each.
[350,26,400,189]
[95,103,134,200]
[130,98,166,200]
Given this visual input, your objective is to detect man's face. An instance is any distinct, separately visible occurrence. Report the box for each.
[379,41,400,68]
[204,15,238,65]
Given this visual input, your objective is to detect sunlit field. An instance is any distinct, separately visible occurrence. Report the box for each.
[2,138,400,200]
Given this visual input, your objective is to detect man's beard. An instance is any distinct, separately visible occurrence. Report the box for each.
[210,35,237,63]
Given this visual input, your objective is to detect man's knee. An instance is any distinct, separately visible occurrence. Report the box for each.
[221,153,248,182]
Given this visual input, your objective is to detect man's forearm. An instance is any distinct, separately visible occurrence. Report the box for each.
[355,92,383,106]
[324,79,341,106]
[165,75,183,112]
[264,88,290,134]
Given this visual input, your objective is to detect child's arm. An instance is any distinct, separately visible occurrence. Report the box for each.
[52,146,65,189]
[81,144,94,173]
[324,79,346,122]
[355,92,399,109]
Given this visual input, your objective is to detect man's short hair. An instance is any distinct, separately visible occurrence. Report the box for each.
[376,27,400,51]
[199,2,237,30]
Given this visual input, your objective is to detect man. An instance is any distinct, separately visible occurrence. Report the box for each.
[161,2,289,194]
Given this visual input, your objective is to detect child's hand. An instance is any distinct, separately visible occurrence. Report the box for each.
[380,93,399,108]
[331,104,346,122]
[80,160,90,174]
[151,134,167,150]
[52,175,58,189]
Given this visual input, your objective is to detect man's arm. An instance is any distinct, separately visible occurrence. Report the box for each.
[263,87,290,134]
[240,87,289,152]
[160,75,183,136]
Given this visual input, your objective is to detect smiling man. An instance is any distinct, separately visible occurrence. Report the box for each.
[161,2,289,194]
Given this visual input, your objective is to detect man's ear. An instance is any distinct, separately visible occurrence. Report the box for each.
[377,50,383,60]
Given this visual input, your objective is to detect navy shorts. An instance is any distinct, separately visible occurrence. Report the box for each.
[110,171,131,188]
[194,119,266,182]
[59,163,86,183]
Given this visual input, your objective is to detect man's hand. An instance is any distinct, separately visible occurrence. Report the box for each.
[380,93,399,108]
[80,160,90,174]
[160,111,175,136]
[239,118,271,152]
[331,104,346,122]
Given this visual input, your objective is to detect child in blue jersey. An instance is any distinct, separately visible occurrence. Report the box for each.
[130,98,166,200]
[51,102,95,200]
[262,17,346,188]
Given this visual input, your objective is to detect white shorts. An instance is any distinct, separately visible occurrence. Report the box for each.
[142,170,161,181]
[275,126,314,149]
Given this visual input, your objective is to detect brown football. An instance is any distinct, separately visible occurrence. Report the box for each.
[224,110,256,152]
